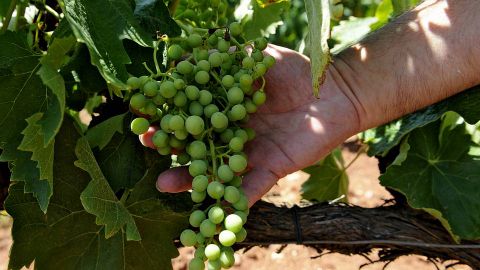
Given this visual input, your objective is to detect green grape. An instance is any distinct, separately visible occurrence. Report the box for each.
[130,118,149,135]
[219,230,236,247]
[169,136,186,149]
[199,219,216,238]
[229,22,242,36]
[235,227,247,242]
[189,101,204,117]
[180,229,197,246]
[211,112,228,129]
[254,37,268,51]
[219,247,235,268]
[189,210,206,227]
[234,210,248,224]
[230,104,246,121]
[207,35,218,46]
[189,140,207,159]
[160,81,177,98]
[157,146,172,155]
[217,39,230,53]
[192,175,209,192]
[208,206,224,224]
[174,78,186,90]
[214,29,224,37]
[234,129,248,143]
[160,114,173,132]
[233,69,247,82]
[242,56,255,69]
[245,127,256,141]
[130,93,146,110]
[207,260,221,270]
[198,90,213,105]
[191,190,207,203]
[186,116,205,135]
[152,130,169,148]
[197,60,211,72]
[195,70,210,84]
[229,137,243,152]
[189,160,208,176]
[222,75,235,88]
[196,49,209,61]
[203,104,219,118]
[188,33,203,48]
[253,63,267,78]
[217,164,234,182]
[229,176,242,187]
[253,90,266,105]
[227,87,243,105]
[186,85,200,100]
[244,98,257,113]
[194,246,206,260]
[153,93,166,105]
[208,52,223,67]
[127,76,142,89]
[232,195,248,211]
[251,49,264,62]
[263,55,275,68]
[177,152,191,165]
[224,214,243,233]
[220,129,234,143]
[167,116,183,132]
[189,258,205,270]
[143,81,159,97]
[239,74,253,88]
[205,244,221,261]
[224,186,240,204]
[175,129,189,140]
[168,44,183,60]
[177,60,194,74]
[229,154,247,172]
[142,101,157,116]
[207,181,224,199]
[174,91,188,107]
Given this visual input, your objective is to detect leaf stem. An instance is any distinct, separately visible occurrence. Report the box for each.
[1,0,18,34]
[208,133,218,180]
[44,4,60,19]
[153,41,162,75]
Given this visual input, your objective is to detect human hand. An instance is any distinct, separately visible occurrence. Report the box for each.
[140,45,360,205]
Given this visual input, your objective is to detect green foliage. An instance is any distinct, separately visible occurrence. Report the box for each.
[86,113,127,150]
[242,0,289,40]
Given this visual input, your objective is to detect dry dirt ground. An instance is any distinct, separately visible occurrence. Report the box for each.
[0,145,473,270]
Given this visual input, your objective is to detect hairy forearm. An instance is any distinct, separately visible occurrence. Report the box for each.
[332,0,480,131]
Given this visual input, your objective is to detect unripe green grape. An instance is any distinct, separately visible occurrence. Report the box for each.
[175,129,188,140]
[182,9,196,20]
[157,146,172,155]
[235,227,247,242]
[234,129,248,143]
[192,175,209,192]
[168,115,184,131]
[251,49,264,62]
[230,104,246,121]
[167,44,183,60]
[224,214,243,233]
[185,85,200,100]
[229,137,244,152]
[239,74,253,88]
[219,247,235,268]
[198,90,213,105]
[214,29,224,37]
[195,246,206,260]
[207,35,218,46]
[160,81,177,98]
[143,81,159,97]
[152,130,169,148]
[180,229,197,246]
[207,260,221,270]
[232,195,248,211]
[218,230,236,247]
[196,49,209,61]
[234,210,248,224]
[242,56,255,69]
[229,22,242,36]
[253,63,267,78]
[211,112,228,129]
[130,118,149,135]
[222,75,235,88]
[217,164,234,182]
[254,37,268,51]
[208,52,223,67]
[245,127,256,141]
[189,101,204,116]
[253,90,266,106]
[189,140,207,159]
[177,152,191,165]
[130,93,146,110]
[263,55,275,68]
[185,116,205,135]
[224,186,240,204]
[160,114,172,132]
[189,210,206,227]
[197,60,211,72]
[203,104,219,118]
[217,39,230,53]
[174,78,186,90]
[234,70,247,82]
[207,181,224,199]
[153,93,166,105]
[174,91,188,107]
[205,244,221,261]
[244,99,257,113]
[195,70,210,84]
[208,206,224,224]
[188,258,205,270]
[189,160,207,176]
[177,61,194,74]
[229,176,242,187]
[187,33,203,48]
[141,101,157,116]
[169,136,185,149]
[127,76,142,89]
[227,87,244,105]
[200,219,216,238]
[191,190,206,203]
[229,154,247,173]
[196,233,205,245]
[220,129,234,143]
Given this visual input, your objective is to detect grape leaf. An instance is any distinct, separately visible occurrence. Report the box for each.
[305,0,331,97]
[134,0,181,37]
[380,119,480,240]
[7,118,190,270]
[331,17,377,53]
[75,137,141,241]
[243,0,289,40]
[0,1,11,17]
[301,148,348,203]
[364,86,480,156]
[86,113,127,150]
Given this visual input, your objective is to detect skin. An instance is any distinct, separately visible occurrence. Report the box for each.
[141,0,480,206]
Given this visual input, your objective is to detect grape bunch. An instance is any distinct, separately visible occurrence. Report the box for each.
[127,22,275,270]
[175,0,230,28]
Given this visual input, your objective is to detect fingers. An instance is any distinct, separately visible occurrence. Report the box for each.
[242,167,279,207]
[156,166,192,193]
[139,126,159,149]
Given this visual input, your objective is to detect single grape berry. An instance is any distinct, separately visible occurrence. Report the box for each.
[204,104,219,118]
[189,160,207,176]
[174,78,186,90]
[217,39,230,53]
[187,34,203,48]
[160,114,172,132]
[207,181,225,199]
[167,44,183,60]
[208,206,224,224]
[217,164,234,182]
[229,22,242,36]
[229,137,244,152]
[152,93,166,105]
[224,186,240,204]
[192,175,209,192]
[219,248,235,268]
[224,214,243,233]
[209,52,223,67]
[177,60,194,74]
[253,90,266,106]
[196,49,209,61]
[229,154,247,172]
[230,104,247,121]
[185,85,200,100]
[198,90,213,105]
[129,93,146,110]
[200,219,216,238]
[191,190,206,203]
[195,70,210,84]
[189,140,207,159]
[159,81,177,98]
[205,244,221,261]
[227,87,244,105]
[189,210,206,227]
[143,81,159,97]
[251,49,264,62]
[232,195,249,211]
[235,129,248,143]
[263,55,276,68]
[189,101,204,116]
[254,37,268,51]
[220,129,234,143]
[242,56,255,69]
[152,130,169,148]
[188,258,205,270]
[207,260,221,270]
[239,74,253,88]
[222,75,235,88]
[185,116,205,135]
[174,91,188,107]
[211,112,229,129]
[169,115,184,131]
[197,60,211,72]
[180,229,197,246]
[130,118,149,135]
[127,76,142,89]
[177,152,190,165]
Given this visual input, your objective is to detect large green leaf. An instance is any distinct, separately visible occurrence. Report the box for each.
[7,118,190,270]
[301,148,348,202]
[243,0,289,40]
[86,113,127,150]
[134,0,181,38]
[380,119,480,240]
[364,86,480,156]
